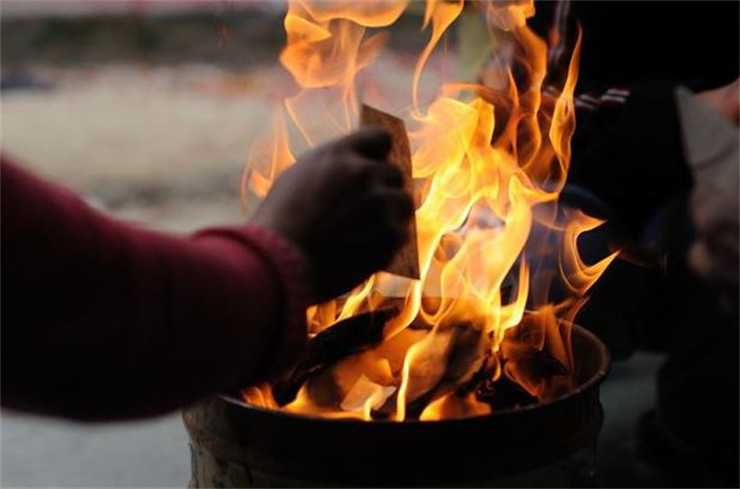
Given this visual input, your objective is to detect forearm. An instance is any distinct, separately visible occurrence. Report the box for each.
[1,160,307,420]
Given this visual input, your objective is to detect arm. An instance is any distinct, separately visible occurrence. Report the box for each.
[1,128,412,421]
[1,158,308,420]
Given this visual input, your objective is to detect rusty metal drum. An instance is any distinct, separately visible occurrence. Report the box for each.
[183,325,610,488]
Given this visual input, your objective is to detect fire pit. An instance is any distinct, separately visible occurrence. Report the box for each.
[183,2,620,486]
[184,324,609,488]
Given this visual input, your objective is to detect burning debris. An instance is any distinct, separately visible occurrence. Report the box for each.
[241,0,618,422]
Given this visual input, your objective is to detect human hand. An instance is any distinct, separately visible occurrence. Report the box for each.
[252,128,414,303]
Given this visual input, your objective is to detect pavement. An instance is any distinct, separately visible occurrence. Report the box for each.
[598,352,668,487]
[1,412,190,488]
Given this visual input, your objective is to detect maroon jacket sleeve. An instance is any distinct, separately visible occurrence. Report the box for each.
[1,157,308,421]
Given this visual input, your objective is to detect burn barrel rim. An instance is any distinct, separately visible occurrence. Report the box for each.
[184,325,611,486]
[220,324,611,425]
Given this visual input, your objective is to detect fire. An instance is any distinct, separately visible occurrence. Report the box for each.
[242,1,617,421]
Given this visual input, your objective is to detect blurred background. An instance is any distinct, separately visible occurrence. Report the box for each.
[1,1,664,487]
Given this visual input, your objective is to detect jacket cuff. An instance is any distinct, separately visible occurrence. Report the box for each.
[198,225,309,380]
[239,225,310,377]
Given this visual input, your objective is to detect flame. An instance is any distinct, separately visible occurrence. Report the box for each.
[412,0,465,113]
[559,209,619,296]
[486,0,535,32]
[420,391,492,421]
[241,1,617,421]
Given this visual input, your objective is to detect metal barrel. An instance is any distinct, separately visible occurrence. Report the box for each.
[184,325,610,488]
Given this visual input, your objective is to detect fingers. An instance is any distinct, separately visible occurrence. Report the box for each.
[339,155,406,194]
[323,129,404,189]
[378,187,415,222]
[272,129,413,303]
[362,188,414,248]
[340,128,392,161]
[375,162,404,188]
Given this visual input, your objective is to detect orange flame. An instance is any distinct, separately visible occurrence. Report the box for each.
[412,0,465,113]
[242,1,617,421]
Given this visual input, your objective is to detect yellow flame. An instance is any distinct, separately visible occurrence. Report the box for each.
[420,391,491,421]
[242,1,617,421]
[485,0,535,32]
[560,209,620,296]
[412,0,465,114]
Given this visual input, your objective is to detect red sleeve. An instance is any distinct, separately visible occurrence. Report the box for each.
[1,157,308,421]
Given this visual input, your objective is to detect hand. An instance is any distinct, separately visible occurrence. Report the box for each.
[252,128,414,303]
